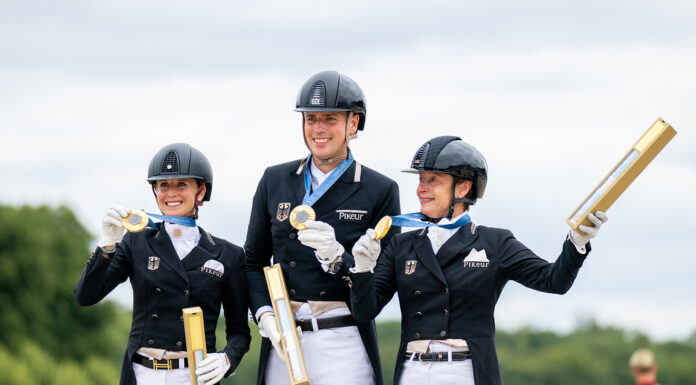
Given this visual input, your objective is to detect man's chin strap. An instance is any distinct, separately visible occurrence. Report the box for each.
[302,111,356,166]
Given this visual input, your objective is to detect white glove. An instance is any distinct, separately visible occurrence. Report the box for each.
[259,312,284,361]
[98,205,129,247]
[196,352,230,385]
[297,220,345,264]
[569,211,608,253]
[351,229,381,272]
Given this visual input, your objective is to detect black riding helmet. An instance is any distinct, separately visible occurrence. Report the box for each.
[403,136,488,219]
[147,143,213,202]
[295,70,367,131]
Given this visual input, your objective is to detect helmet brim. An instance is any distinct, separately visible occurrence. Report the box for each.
[401,169,423,174]
[295,107,352,112]
[147,174,208,182]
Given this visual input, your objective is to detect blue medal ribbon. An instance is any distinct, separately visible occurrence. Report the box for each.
[391,212,471,229]
[145,212,197,230]
[302,152,354,207]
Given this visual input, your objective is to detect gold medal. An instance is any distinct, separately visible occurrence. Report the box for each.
[373,216,392,241]
[122,209,149,232]
[289,205,316,230]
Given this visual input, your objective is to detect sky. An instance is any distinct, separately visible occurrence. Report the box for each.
[1,0,695,341]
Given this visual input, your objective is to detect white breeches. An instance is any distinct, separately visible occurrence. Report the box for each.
[265,324,374,385]
[399,351,475,385]
[133,362,191,385]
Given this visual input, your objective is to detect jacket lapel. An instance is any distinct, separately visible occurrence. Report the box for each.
[291,158,308,207]
[147,226,189,284]
[436,222,478,267]
[412,231,447,286]
[181,228,221,271]
[311,161,361,218]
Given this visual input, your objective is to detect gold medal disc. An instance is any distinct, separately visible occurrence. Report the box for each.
[122,209,149,232]
[289,205,316,230]
[373,216,392,240]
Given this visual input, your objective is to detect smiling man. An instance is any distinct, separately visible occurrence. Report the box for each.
[245,71,401,385]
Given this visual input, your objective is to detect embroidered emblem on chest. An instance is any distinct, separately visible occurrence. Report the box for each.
[336,209,367,221]
[276,202,291,221]
[147,256,160,270]
[201,259,225,278]
[463,248,489,268]
[405,260,417,275]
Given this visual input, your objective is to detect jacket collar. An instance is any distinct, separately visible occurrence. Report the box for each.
[290,157,362,220]
[182,228,220,271]
[147,226,220,283]
[412,222,478,285]
[435,222,478,267]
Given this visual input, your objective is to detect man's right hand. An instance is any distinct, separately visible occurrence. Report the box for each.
[259,312,284,361]
[98,205,129,247]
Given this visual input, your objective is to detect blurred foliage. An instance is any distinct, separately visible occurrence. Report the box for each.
[2,204,695,384]
[0,204,127,384]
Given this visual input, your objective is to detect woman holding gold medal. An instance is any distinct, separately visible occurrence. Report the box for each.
[347,136,608,385]
[75,143,251,385]
[245,71,401,385]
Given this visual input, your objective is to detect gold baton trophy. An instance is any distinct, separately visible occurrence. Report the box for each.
[182,307,207,385]
[261,205,316,385]
[263,264,310,385]
[122,209,149,232]
[567,117,677,234]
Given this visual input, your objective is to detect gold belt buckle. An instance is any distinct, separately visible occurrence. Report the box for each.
[153,359,172,371]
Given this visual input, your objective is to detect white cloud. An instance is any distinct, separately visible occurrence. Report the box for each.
[1,0,695,341]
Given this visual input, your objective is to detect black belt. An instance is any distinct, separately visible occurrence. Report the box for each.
[295,315,356,331]
[405,351,472,362]
[133,353,188,370]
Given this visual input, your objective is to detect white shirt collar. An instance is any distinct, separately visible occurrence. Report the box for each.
[164,222,201,260]
[427,211,470,254]
[309,157,333,192]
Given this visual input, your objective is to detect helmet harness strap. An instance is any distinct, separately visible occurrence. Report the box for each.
[301,111,354,166]
[150,181,205,220]
[448,176,472,220]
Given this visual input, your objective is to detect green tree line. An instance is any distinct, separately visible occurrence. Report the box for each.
[1,204,695,384]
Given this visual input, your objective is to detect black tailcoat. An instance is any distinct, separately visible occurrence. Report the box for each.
[350,222,591,385]
[245,157,401,385]
[75,226,251,385]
